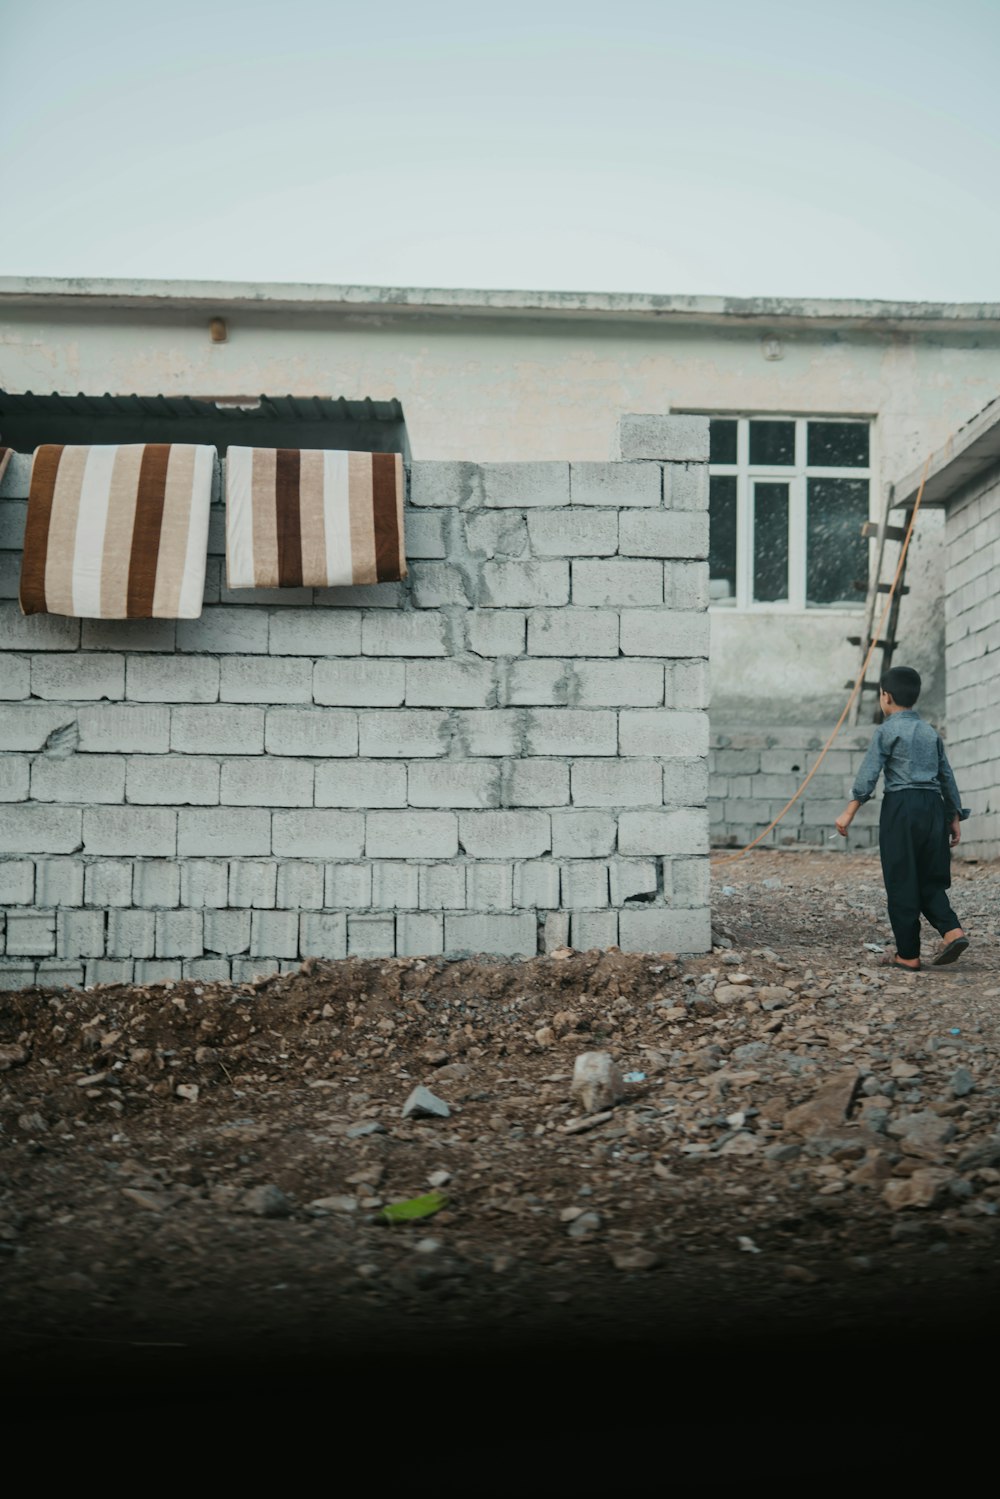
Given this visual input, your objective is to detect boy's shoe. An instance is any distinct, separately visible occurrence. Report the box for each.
[879,953,921,972]
[932,936,970,966]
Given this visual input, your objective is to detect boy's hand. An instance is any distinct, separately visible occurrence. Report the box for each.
[950,816,961,848]
[834,810,854,838]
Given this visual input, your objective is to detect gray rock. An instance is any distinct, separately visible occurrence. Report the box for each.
[567,1211,602,1238]
[401,1085,451,1120]
[242,1184,292,1218]
[571,1052,624,1115]
[347,1120,386,1139]
[887,1111,956,1159]
[950,1067,975,1098]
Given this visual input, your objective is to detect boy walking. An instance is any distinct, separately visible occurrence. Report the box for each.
[835,666,969,972]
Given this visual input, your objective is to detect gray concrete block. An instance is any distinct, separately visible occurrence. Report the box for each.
[619,709,710,758]
[525,710,617,756]
[126,755,219,805]
[550,811,617,857]
[0,602,79,651]
[527,609,619,657]
[250,909,299,958]
[663,758,710,806]
[220,757,314,807]
[669,660,710,709]
[264,707,358,757]
[464,511,528,558]
[32,653,125,702]
[410,562,471,608]
[182,958,232,982]
[6,909,56,956]
[362,613,448,657]
[570,462,661,508]
[444,911,537,956]
[71,793,168,864]
[503,759,570,807]
[77,705,171,753]
[543,912,571,951]
[514,860,562,909]
[177,808,270,856]
[57,908,105,958]
[480,462,569,509]
[134,960,183,985]
[618,809,708,855]
[348,914,395,958]
[85,959,134,986]
[663,562,709,611]
[32,755,125,805]
[155,909,203,958]
[314,660,405,706]
[133,860,181,907]
[299,911,348,958]
[572,660,664,707]
[84,861,133,908]
[619,906,710,953]
[171,705,265,755]
[179,859,229,907]
[572,559,662,607]
[503,659,573,706]
[527,511,618,557]
[0,861,34,904]
[0,553,19,601]
[359,710,449,758]
[418,863,466,909]
[372,861,420,909]
[275,861,325,910]
[220,657,313,704]
[315,759,407,808]
[229,860,277,908]
[467,862,514,911]
[570,760,662,807]
[106,905,157,953]
[231,957,278,983]
[617,415,710,462]
[458,811,550,858]
[127,656,220,703]
[466,611,526,656]
[405,511,448,560]
[268,609,361,656]
[452,710,523,756]
[203,910,252,955]
[366,810,458,858]
[671,857,710,907]
[0,655,30,700]
[619,510,708,558]
[406,660,496,708]
[396,913,444,957]
[0,960,36,990]
[177,608,269,654]
[408,461,479,509]
[313,582,404,609]
[0,496,27,545]
[619,611,710,658]
[408,761,500,809]
[35,858,84,907]
[609,859,658,904]
[0,756,30,800]
[481,561,569,608]
[570,910,619,950]
[272,810,365,858]
[561,862,609,909]
[0,805,82,854]
[665,463,710,511]
[326,863,372,908]
[0,704,80,752]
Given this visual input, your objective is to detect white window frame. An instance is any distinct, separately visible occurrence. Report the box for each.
[705,414,874,613]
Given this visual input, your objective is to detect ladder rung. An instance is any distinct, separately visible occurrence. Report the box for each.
[862,522,908,542]
[847,636,894,648]
[845,680,881,691]
[852,580,909,594]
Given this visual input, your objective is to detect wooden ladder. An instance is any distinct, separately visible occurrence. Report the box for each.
[846,483,915,725]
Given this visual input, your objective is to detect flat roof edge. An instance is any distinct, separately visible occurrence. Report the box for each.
[895,397,1000,508]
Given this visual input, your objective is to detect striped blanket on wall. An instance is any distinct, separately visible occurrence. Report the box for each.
[226,447,406,589]
[20,443,214,619]
[0,447,13,486]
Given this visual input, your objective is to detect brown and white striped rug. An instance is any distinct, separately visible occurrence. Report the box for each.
[225,446,406,589]
[0,447,13,486]
[20,443,215,618]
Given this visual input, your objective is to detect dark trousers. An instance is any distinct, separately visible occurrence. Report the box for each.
[879,790,960,960]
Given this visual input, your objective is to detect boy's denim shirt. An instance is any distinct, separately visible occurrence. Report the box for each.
[851,709,970,820]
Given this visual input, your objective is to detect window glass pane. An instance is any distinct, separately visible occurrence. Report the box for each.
[807,421,869,468]
[753,482,789,602]
[709,475,737,602]
[709,418,738,464]
[749,419,795,466]
[807,478,869,605]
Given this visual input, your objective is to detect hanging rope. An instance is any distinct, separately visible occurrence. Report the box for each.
[710,451,934,866]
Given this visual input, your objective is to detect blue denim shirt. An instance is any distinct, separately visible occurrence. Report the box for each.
[851,710,969,820]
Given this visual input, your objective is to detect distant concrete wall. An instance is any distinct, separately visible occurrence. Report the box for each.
[0,419,713,988]
[943,464,1000,857]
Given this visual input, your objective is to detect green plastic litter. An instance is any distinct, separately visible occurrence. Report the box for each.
[381,1191,448,1224]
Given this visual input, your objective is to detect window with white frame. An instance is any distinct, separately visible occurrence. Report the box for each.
[707,416,870,609]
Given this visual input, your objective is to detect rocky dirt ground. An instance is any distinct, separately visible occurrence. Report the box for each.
[3,848,1000,1417]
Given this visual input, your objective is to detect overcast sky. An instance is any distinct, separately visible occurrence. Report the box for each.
[2,0,998,301]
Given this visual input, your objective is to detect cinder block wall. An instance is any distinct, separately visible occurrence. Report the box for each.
[0,421,712,988]
[709,727,877,850]
[943,465,1000,857]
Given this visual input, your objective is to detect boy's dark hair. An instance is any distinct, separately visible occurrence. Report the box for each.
[881,665,921,707]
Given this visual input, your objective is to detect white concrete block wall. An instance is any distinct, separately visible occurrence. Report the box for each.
[943,467,1000,857]
[0,422,712,986]
[709,727,877,850]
